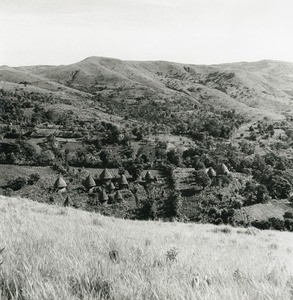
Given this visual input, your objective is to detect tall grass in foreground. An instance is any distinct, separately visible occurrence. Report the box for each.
[0,195,293,300]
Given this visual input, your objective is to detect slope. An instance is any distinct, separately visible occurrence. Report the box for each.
[1,57,293,122]
[0,195,293,299]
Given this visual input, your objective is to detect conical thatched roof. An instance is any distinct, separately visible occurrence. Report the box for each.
[114,190,123,201]
[108,182,116,191]
[100,168,112,180]
[218,163,229,175]
[207,167,217,177]
[100,190,109,201]
[54,176,67,189]
[83,174,96,188]
[145,171,153,181]
[119,174,128,185]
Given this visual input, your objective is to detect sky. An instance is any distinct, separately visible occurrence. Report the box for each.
[0,0,293,66]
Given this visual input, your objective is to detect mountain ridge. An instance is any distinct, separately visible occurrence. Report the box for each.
[1,56,293,121]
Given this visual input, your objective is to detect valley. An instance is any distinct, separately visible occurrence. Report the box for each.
[1,57,293,229]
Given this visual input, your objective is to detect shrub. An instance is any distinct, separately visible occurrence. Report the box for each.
[109,250,119,263]
[208,207,218,216]
[8,177,27,191]
[69,275,112,299]
[214,218,223,225]
[212,226,231,234]
[164,191,182,218]
[166,247,179,262]
[269,175,291,199]
[27,173,41,185]
[251,220,270,230]
[232,200,242,209]
[139,198,157,220]
[284,211,293,219]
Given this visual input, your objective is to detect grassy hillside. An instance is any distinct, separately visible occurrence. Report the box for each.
[2,57,293,121]
[0,195,293,299]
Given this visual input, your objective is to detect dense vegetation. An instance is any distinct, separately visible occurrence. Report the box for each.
[1,87,293,230]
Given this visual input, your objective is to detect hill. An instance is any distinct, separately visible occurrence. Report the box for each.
[1,57,293,228]
[1,57,293,122]
[0,195,293,299]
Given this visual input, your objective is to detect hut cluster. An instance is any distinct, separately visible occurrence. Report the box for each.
[53,169,156,206]
[53,168,129,203]
[205,163,230,178]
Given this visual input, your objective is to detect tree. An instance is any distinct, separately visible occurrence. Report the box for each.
[267,124,275,137]
[140,197,157,220]
[124,160,142,180]
[194,170,211,189]
[38,150,56,165]
[28,173,41,185]
[164,190,182,218]
[269,175,291,199]
[256,184,268,203]
[167,149,181,166]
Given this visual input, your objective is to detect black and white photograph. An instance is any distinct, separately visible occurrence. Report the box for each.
[0,0,293,299]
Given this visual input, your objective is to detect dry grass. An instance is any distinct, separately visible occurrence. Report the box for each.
[0,195,293,299]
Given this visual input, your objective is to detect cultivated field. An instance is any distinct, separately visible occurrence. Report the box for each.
[0,196,292,299]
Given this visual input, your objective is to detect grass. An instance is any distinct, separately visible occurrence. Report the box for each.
[0,195,293,299]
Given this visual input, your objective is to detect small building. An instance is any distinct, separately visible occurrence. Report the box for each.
[217,163,230,175]
[145,171,154,182]
[83,174,96,191]
[119,174,129,189]
[99,168,113,183]
[53,176,67,193]
[99,190,109,203]
[108,182,116,192]
[114,190,123,202]
[207,167,217,178]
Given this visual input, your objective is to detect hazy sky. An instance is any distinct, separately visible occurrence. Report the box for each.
[1,0,293,66]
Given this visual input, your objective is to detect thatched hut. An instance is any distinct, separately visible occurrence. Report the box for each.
[217,163,230,175]
[99,168,112,183]
[83,174,96,190]
[108,182,116,192]
[99,190,109,203]
[114,190,123,202]
[53,176,67,192]
[207,167,217,178]
[145,171,154,182]
[119,174,129,189]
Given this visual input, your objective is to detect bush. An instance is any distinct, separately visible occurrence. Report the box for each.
[214,218,223,225]
[166,247,179,262]
[8,177,27,191]
[27,173,41,185]
[232,200,242,209]
[284,211,293,219]
[269,175,291,199]
[139,198,157,220]
[251,220,270,230]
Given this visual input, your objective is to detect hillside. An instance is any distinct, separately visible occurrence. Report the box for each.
[1,57,293,228]
[1,57,293,121]
[0,195,293,300]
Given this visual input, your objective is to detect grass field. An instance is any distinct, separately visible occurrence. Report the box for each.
[0,196,293,299]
